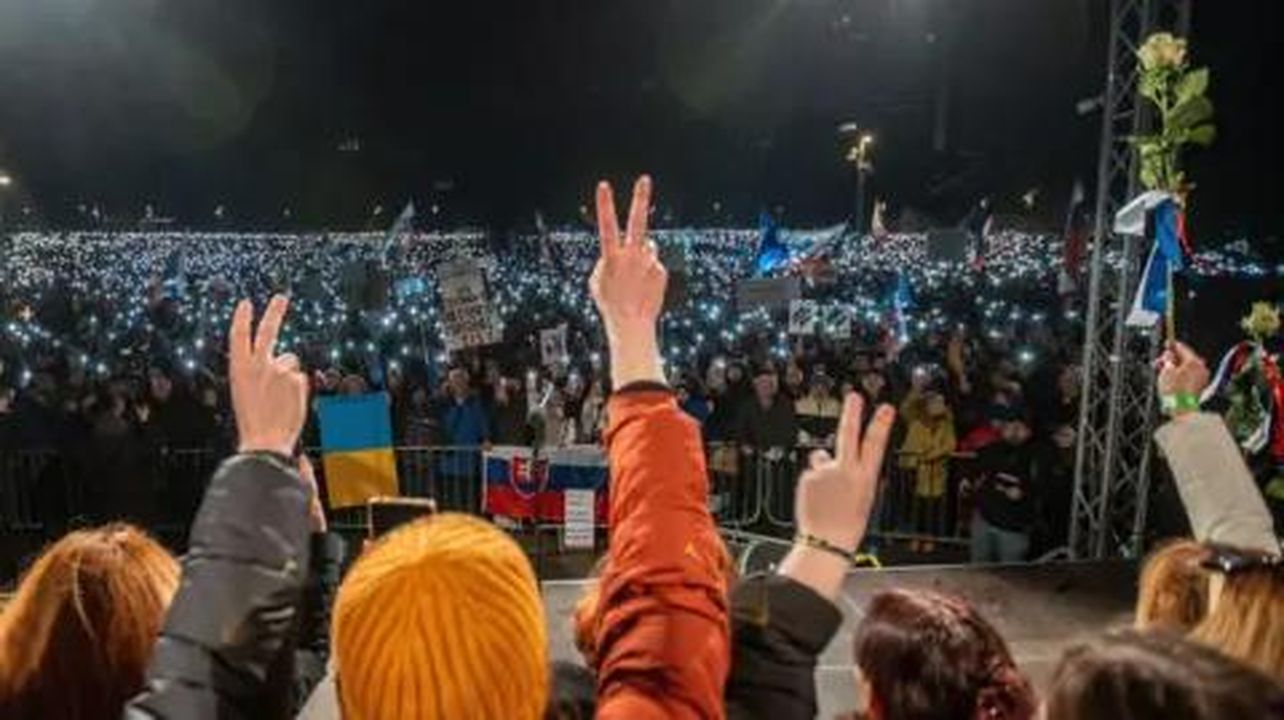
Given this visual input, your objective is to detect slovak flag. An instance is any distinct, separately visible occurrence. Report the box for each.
[484,446,609,523]
[484,446,542,519]
[1116,191,1189,328]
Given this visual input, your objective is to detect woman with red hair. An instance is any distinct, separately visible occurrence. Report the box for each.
[0,523,179,720]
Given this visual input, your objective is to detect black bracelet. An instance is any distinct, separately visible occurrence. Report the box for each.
[239,449,298,472]
[795,532,860,565]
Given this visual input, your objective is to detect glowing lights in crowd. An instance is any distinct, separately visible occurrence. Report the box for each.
[0,229,1278,392]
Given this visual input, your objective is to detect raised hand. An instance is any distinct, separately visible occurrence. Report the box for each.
[796,393,896,552]
[1156,340,1210,413]
[229,295,310,457]
[590,176,668,387]
[778,393,895,600]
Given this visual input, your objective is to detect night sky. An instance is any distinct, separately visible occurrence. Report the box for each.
[0,0,1279,238]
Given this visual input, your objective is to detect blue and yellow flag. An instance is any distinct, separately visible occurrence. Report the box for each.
[316,393,399,508]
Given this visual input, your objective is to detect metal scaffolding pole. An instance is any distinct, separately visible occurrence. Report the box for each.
[1070,0,1192,559]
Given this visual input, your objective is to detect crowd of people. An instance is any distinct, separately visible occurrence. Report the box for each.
[3,193,1283,559]
[0,176,1279,720]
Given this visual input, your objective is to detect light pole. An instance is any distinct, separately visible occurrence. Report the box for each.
[843,132,875,234]
[0,171,12,234]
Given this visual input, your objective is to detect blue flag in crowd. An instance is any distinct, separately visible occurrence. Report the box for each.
[753,211,790,276]
[1125,196,1187,327]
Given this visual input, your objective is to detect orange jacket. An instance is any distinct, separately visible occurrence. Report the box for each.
[595,389,731,719]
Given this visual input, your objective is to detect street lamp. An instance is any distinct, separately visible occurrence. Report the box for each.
[843,131,876,234]
[0,171,11,232]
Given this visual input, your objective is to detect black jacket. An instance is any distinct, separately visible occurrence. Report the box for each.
[123,452,331,720]
[736,397,799,450]
[726,574,843,719]
[975,441,1039,532]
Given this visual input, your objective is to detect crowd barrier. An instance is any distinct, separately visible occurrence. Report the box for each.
[709,444,977,547]
[0,443,980,550]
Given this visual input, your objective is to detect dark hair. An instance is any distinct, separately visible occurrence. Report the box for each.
[853,589,1035,720]
[1046,629,1284,720]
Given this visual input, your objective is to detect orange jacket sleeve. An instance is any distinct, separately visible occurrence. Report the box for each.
[595,389,730,720]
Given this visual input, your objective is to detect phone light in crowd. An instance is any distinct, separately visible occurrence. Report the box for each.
[0,172,12,187]
[183,359,197,372]
[1018,349,1036,365]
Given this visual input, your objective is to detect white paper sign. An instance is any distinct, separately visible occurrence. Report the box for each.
[437,259,503,351]
[825,304,852,339]
[540,325,569,367]
[563,489,596,550]
[789,300,818,335]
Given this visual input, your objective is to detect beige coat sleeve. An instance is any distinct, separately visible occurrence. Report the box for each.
[1153,412,1279,554]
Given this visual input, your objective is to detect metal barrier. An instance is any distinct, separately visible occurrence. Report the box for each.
[153,449,223,536]
[0,443,984,555]
[0,451,68,533]
[706,442,762,527]
[392,446,485,514]
[867,450,975,547]
[719,446,979,548]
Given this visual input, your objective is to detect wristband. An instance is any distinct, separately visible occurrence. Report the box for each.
[239,449,298,472]
[795,532,860,565]
[1160,392,1200,416]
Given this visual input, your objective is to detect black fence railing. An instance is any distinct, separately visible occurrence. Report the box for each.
[2,444,983,548]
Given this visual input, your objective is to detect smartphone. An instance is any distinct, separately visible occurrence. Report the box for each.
[366,497,437,539]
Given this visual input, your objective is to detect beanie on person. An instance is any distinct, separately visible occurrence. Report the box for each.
[332,513,549,720]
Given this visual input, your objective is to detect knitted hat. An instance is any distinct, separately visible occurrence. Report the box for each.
[333,513,549,720]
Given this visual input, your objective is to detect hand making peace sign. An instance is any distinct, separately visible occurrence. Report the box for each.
[229,295,310,457]
[590,176,669,387]
[797,393,896,553]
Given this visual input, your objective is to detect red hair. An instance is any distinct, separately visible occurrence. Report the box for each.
[0,523,179,720]
[1135,538,1212,632]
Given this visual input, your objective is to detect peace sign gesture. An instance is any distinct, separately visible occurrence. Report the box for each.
[590,176,668,334]
[796,393,896,552]
[590,176,668,387]
[229,295,309,457]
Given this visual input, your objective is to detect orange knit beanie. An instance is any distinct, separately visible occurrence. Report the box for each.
[333,513,549,720]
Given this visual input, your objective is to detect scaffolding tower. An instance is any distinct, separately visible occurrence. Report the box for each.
[1070,0,1192,559]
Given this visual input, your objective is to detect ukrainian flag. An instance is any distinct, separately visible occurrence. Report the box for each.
[316,393,399,509]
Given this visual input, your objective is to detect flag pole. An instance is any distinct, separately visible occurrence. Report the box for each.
[1165,264,1176,341]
